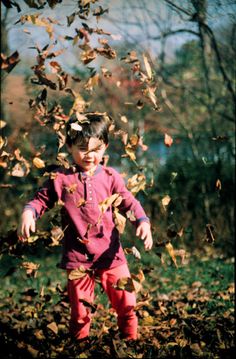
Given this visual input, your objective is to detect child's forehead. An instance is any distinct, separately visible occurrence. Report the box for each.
[76,137,104,148]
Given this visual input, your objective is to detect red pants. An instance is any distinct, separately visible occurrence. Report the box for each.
[67,264,138,340]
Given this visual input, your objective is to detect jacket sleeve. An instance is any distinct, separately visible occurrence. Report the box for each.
[110,169,150,226]
[24,178,58,219]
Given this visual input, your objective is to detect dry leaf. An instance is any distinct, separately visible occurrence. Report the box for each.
[164,133,173,147]
[143,54,152,80]
[127,173,146,195]
[124,246,141,260]
[165,242,178,268]
[162,195,171,209]
[68,266,89,280]
[99,193,122,214]
[113,277,141,293]
[33,157,45,169]
[205,224,215,243]
[113,209,126,234]
[47,322,58,335]
[216,179,222,191]
[21,262,40,277]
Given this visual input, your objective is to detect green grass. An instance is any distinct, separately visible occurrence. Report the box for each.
[0,242,234,313]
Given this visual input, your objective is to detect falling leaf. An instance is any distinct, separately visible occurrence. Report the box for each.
[68,266,89,280]
[33,157,45,168]
[124,246,141,260]
[0,120,7,129]
[127,173,146,195]
[164,133,173,147]
[216,179,222,191]
[162,195,171,209]
[143,54,152,80]
[99,193,122,214]
[120,115,128,123]
[1,51,20,73]
[113,209,126,234]
[126,210,136,222]
[113,277,141,293]
[165,242,178,268]
[50,226,64,246]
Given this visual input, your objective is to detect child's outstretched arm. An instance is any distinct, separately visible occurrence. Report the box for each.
[18,209,36,241]
[136,221,153,251]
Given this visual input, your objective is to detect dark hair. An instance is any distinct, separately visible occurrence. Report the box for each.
[66,112,112,147]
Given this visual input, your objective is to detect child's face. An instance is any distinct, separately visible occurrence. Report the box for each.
[68,137,107,172]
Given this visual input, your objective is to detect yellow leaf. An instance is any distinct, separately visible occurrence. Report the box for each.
[33,157,45,169]
[161,195,171,208]
[114,277,141,293]
[68,266,89,280]
[124,144,136,161]
[165,242,178,268]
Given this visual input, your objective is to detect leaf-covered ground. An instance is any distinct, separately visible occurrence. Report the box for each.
[0,244,234,358]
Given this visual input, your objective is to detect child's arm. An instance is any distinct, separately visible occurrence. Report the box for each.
[18,177,58,240]
[136,221,153,251]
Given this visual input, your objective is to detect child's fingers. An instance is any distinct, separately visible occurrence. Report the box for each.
[136,226,141,237]
[30,220,36,233]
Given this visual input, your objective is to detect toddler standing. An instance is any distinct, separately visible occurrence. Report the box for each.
[18,113,153,341]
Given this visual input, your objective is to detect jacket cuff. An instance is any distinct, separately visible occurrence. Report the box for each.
[23,205,39,220]
[136,217,150,226]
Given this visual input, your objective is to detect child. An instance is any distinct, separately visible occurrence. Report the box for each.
[18,113,153,341]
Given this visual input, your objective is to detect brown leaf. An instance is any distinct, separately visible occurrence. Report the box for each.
[205,224,215,243]
[113,209,126,234]
[1,51,20,73]
[50,226,64,246]
[68,266,89,280]
[76,198,86,207]
[113,277,141,293]
[21,262,40,277]
[98,193,122,214]
[127,173,146,195]
[47,322,58,335]
[124,246,141,260]
[216,179,222,191]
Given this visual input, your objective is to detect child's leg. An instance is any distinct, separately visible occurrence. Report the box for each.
[99,264,138,340]
[67,272,95,340]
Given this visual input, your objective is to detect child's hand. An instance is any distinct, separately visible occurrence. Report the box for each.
[17,209,36,241]
[136,221,153,251]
